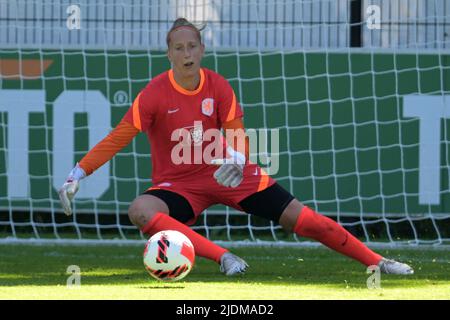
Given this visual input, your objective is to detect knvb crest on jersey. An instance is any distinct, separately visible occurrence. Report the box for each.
[190,123,203,145]
[201,98,214,117]
[176,121,204,147]
[180,122,203,146]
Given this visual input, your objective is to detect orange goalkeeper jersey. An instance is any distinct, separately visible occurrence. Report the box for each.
[79,68,245,183]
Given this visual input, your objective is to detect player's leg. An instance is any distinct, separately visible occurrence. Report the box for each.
[278,198,384,267]
[128,189,227,264]
[280,199,413,274]
[239,183,413,274]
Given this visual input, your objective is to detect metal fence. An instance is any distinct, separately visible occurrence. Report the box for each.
[362,0,450,49]
[0,0,448,50]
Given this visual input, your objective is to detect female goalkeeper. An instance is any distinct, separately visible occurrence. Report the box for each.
[59,18,413,276]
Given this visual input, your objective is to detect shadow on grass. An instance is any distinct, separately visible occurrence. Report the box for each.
[0,245,448,290]
[137,285,186,289]
[1,264,448,290]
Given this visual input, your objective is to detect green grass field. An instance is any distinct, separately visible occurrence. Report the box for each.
[0,243,449,300]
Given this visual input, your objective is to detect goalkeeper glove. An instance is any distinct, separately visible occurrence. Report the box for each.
[211,146,246,188]
[58,163,86,216]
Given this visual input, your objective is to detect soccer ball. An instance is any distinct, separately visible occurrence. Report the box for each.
[143,230,195,281]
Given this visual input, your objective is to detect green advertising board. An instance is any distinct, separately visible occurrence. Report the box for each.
[0,50,449,216]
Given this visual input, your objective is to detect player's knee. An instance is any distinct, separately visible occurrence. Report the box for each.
[278,198,304,232]
[128,195,168,228]
[128,199,149,227]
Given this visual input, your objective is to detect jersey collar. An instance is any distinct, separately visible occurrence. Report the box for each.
[168,68,205,96]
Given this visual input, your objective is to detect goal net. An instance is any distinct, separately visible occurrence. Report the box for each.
[0,0,449,246]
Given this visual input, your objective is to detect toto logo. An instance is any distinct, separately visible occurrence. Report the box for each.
[0,89,111,199]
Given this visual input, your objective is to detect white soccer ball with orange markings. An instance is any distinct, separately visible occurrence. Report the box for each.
[143,230,195,281]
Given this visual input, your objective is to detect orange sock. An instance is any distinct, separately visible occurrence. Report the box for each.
[294,206,382,266]
[142,212,228,263]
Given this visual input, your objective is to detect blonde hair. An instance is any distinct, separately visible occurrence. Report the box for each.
[166,18,205,47]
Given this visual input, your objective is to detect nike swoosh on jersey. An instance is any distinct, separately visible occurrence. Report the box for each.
[168,108,179,114]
